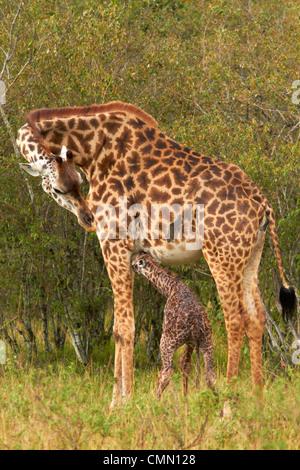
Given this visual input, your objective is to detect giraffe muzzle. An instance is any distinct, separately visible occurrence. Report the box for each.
[78,208,96,232]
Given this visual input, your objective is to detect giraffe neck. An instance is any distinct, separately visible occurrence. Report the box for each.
[24,103,159,183]
[142,263,178,298]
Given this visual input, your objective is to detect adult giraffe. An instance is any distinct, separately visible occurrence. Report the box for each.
[17,101,296,405]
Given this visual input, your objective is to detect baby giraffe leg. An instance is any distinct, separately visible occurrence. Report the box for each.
[179,344,194,397]
[201,346,218,399]
[156,335,175,398]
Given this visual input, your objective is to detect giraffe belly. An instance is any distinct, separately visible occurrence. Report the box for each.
[137,240,203,265]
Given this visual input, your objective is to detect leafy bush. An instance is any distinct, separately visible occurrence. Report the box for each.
[0,0,299,365]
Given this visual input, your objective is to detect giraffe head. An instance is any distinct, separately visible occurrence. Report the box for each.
[20,146,96,232]
[131,252,161,276]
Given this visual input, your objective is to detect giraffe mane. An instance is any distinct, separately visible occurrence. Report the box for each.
[25,113,53,156]
[26,101,158,153]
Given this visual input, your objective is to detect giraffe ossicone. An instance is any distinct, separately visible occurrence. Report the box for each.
[16,101,297,405]
[60,145,68,160]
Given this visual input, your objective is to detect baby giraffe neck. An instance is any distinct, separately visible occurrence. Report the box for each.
[144,264,177,298]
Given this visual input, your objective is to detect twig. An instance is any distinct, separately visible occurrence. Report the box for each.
[0,315,19,331]
[179,414,209,450]
[193,100,208,116]
[194,268,213,278]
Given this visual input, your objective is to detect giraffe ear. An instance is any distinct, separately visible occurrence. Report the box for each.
[55,155,63,165]
[19,161,46,177]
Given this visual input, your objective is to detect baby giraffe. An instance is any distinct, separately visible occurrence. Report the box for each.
[131,252,217,399]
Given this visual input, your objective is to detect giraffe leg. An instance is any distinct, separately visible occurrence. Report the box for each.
[225,306,247,385]
[100,240,134,407]
[207,277,248,418]
[156,334,175,399]
[203,245,249,385]
[112,297,135,402]
[242,228,267,396]
[179,344,194,397]
[201,346,218,399]
[213,275,248,386]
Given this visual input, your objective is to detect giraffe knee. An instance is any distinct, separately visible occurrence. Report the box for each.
[113,322,135,346]
[205,369,216,388]
[258,310,267,327]
[257,301,267,326]
[247,307,267,333]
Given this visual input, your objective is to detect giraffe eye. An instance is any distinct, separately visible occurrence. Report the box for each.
[137,259,144,267]
[54,188,65,195]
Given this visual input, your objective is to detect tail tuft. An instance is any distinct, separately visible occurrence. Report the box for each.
[279,286,297,322]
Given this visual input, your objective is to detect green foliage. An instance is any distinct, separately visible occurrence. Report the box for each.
[0,0,299,367]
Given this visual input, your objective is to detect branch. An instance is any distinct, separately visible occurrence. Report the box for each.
[7,32,51,91]
[288,319,300,341]
[0,0,23,82]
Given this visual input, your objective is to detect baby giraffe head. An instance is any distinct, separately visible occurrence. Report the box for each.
[131,252,160,276]
[20,146,96,232]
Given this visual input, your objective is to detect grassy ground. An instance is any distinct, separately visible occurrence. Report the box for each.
[0,339,299,450]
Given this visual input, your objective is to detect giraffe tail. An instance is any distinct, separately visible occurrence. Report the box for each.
[264,202,297,322]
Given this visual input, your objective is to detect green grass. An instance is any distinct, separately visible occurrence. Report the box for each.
[0,341,299,450]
